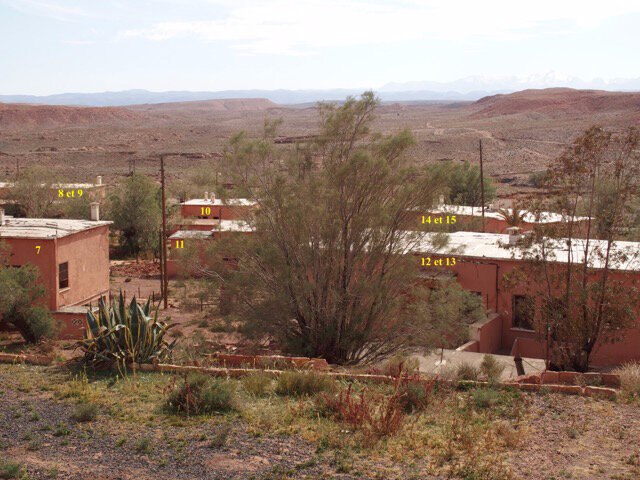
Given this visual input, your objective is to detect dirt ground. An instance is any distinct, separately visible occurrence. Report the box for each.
[1,364,639,480]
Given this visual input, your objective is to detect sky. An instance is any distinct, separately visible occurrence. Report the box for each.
[1,0,640,95]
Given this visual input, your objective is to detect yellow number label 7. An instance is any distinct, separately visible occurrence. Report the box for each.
[36,246,41,254]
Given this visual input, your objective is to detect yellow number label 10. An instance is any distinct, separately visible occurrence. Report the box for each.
[201,207,211,215]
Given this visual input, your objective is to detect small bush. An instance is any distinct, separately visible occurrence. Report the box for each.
[136,437,153,454]
[402,378,435,413]
[480,355,505,383]
[172,329,185,338]
[0,459,26,479]
[53,422,70,437]
[528,170,548,188]
[456,362,480,381]
[165,374,236,415]
[71,403,98,422]
[275,371,335,397]
[242,373,273,397]
[208,423,232,448]
[613,362,640,397]
[383,354,420,377]
[316,381,405,443]
[472,388,503,409]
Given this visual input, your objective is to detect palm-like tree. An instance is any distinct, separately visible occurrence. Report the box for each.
[496,201,529,228]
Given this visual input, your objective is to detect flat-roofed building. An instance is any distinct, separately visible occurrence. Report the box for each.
[166,220,254,278]
[0,207,111,339]
[409,229,640,367]
[410,203,590,234]
[0,176,107,202]
[180,193,257,221]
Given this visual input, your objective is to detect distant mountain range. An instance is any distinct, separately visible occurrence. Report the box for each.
[2,74,639,107]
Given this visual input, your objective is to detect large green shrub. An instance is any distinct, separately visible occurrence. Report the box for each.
[78,293,175,367]
[0,254,57,343]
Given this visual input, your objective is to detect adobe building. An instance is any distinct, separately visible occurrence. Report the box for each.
[179,193,257,221]
[411,228,640,367]
[0,205,111,339]
[166,220,253,278]
[410,202,590,234]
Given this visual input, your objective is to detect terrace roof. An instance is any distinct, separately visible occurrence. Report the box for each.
[411,231,640,272]
[0,218,112,240]
[425,204,589,224]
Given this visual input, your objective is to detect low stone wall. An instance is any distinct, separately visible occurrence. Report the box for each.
[211,353,330,370]
[0,353,54,365]
[514,371,620,388]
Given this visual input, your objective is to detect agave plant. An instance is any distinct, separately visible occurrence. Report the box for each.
[78,292,176,367]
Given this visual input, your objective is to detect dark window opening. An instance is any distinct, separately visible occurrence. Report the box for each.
[513,295,534,330]
[59,262,69,290]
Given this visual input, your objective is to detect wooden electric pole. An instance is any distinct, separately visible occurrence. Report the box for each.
[160,154,169,309]
[158,228,164,305]
[479,139,486,233]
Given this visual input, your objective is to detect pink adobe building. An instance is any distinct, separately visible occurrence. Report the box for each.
[411,229,640,367]
[179,193,257,221]
[166,220,254,278]
[0,206,111,339]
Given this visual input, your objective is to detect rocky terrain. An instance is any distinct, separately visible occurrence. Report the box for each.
[0,88,638,198]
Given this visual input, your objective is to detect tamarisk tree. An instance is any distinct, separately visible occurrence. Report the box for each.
[192,92,483,364]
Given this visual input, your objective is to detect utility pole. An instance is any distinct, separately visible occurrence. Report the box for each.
[160,154,169,309]
[479,139,486,233]
[158,228,164,305]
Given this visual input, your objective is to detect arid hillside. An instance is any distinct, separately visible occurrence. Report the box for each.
[473,88,640,117]
[0,89,638,199]
[0,103,141,131]
[126,98,279,113]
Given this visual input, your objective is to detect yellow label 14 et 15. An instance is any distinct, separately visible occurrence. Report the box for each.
[422,215,456,225]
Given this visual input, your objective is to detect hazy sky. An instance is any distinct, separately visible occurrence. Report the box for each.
[1,0,639,95]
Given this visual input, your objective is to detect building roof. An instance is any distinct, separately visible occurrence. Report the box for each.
[169,230,213,239]
[213,220,254,232]
[176,219,254,233]
[0,182,103,189]
[181,198,257,207]
[0,218,112,239]
[410,231,640,272]
[178,219,220,227]
[426,204,589,224]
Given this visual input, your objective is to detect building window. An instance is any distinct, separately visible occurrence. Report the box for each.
[513,295,534,330]
[59,262,69,290]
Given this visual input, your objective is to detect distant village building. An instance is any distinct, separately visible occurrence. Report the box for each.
[0,176,107,202]
[0,205,111,339]
[179,193,257,221]
[412,201,590,234]
[168,193,257,277]
[411,229,640,367]
[167,220,253,278]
